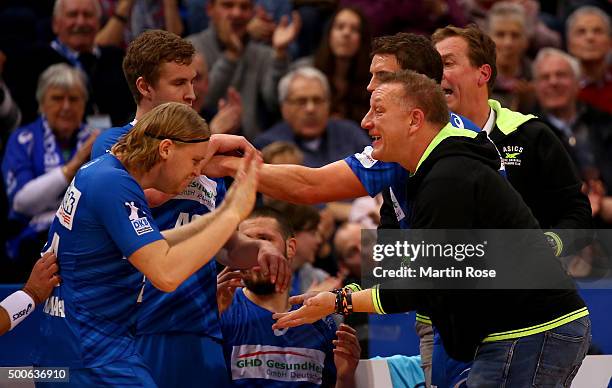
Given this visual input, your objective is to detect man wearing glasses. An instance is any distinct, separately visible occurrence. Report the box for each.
[254,67,370,168]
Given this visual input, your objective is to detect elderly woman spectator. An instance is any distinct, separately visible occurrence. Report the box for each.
[1,64,97,270]
[486,2,535,113]
[293,6,371,124]
[566,5,612,114]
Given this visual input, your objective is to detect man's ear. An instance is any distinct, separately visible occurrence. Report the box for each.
[408,108,426,134]
[478,64,492,88]
[136,77,152,100]
[158,139,174,160]
[286,237,297,261]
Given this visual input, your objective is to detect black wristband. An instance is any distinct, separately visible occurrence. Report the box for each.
[112,12,129,24]
[334,288,353,317]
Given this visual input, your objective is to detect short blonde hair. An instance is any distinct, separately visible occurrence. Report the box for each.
[112,102,210,172]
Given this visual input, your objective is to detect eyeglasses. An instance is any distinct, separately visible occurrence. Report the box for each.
[145,133,210,143]
[285,96,328,107]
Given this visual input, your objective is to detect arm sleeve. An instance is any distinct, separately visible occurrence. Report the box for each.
[2,130,36,205]
[88,172,164,258]
[13,167,67,216]
[343,149,408,197]
[533,123,593,255]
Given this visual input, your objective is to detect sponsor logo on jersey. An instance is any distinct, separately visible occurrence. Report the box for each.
[43,296,65,318]
[124,201,153,235]
[450,113,465,128]
[56,181,82,230]
[354,146,378,168]
[173,176,218,210]
[502,145,523,166]
[230,344,325,384]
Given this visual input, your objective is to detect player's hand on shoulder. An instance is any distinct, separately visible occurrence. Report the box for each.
[23,251,61,306]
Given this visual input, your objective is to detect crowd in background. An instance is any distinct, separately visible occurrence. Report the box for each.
[0,0,611,308]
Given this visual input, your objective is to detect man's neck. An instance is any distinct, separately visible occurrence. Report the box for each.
[546,104,577,124]
[134,104,153,121]
[581,59,607,83]
[398,126,439,174]
[243,287,291,313]
[466,98,493,129]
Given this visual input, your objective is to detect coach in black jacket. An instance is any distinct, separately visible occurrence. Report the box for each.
[273,70,590,387]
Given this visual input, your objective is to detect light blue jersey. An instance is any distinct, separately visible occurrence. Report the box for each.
[344,113,481,228]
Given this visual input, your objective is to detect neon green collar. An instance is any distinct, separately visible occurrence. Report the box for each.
[413,123,478,175]
[488,99,537,135]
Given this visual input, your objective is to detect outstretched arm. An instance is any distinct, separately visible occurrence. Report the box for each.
[210,156,368,204]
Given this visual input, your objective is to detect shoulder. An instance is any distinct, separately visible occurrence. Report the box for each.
[328,119,369,140]
[81,156,138,194]
[7,118,42,146]
[254,123,293,147]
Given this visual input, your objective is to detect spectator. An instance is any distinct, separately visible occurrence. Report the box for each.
[3,0,134,127]
[532,47,612,223]
[566,5,612,113]
[486,2,535,113]
[1,64,97,275]
[96,0,184,48]
[187,0,301,140]
[192,52,243,135]
[255,67,370,168]
[460,0,561,51]
[294,6,371,124]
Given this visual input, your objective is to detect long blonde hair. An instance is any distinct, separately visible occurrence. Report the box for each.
[112,102,210,172]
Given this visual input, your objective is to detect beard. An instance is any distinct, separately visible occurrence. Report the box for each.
[244,278,276,295]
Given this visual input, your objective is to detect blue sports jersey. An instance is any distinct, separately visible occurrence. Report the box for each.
[34,154,164,368]
[136,175,226,337]
[220,289,337,387]
[344,112,480,228]
[91,123,134,159]
[91,122,227,339]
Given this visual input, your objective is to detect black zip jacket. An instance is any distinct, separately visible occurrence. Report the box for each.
[380,101,593,256]
[376,128,586,361]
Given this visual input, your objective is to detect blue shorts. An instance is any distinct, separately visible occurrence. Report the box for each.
[136,333,230,388]
[431,330,470,388]
[35,354,156,387]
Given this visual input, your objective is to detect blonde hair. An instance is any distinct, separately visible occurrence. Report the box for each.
[112,102,210,171]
